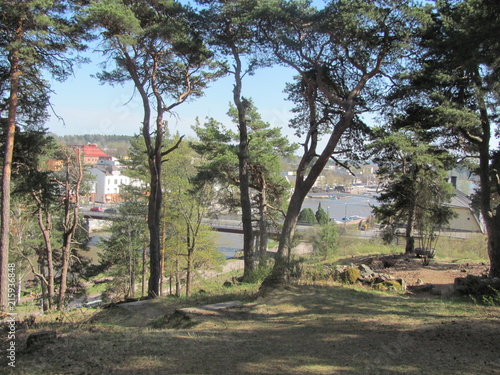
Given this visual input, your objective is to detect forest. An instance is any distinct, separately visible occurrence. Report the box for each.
[0,0,499,316]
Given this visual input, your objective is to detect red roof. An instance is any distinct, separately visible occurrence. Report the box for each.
[80,144,109,158]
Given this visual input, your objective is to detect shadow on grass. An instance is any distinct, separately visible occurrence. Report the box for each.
[4,283,500,375]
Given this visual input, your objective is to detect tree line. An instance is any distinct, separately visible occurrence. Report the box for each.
[1,0,499,309]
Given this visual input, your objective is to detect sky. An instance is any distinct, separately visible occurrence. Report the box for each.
[46,48,304,145]
[46,0,332,147]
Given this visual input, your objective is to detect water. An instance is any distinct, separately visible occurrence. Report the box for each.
[215,193,378,257]
[301,193,378,222]
[216,232,243,259]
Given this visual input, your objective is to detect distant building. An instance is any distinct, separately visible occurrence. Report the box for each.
[445,190,484,233]
[78,144,112,165]
[89,160,143,203]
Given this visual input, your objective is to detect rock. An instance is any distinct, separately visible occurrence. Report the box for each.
[358,264,375,278]
[416,278,424,285]
[335,265,347,273]
[454,275,500,296]
[369,260,385,269]
[372,279,405,291]
[339,268,361,284]
[26,330,57,349]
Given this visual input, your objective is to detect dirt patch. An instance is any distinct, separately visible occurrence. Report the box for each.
[338,254,490,296]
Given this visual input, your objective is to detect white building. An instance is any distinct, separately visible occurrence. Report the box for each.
[90,165,142,203]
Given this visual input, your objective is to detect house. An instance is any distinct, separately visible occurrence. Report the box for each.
[89,163,142,203]
[78,144,112,165]
[445,190,484,233]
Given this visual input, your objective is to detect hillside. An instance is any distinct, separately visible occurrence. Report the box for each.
[3,273,500,375]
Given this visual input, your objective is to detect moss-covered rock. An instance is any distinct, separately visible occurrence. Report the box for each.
[372,279,405,291]
[339,268,360,284]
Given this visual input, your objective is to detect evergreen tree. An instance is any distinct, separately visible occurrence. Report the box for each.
[196,0,272,280]
[298,208,317,225]
[192,100,297,263]
[89,0,219,297]
[384,0,500,274]
[312,222,339,260]
[0,0,88,310]
[315,203,329,226]
[369,128,456,254]
[255,0,417,285]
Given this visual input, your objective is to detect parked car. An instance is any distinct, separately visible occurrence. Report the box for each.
[90,207,104,212]
[104,208,118,214]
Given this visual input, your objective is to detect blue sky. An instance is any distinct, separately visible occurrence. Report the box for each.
[46,51,305,144]
[46,0,331,146]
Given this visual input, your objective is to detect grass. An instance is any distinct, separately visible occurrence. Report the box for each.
[434,234,489,261]
[4,235,497,374]
[5,281,499,375]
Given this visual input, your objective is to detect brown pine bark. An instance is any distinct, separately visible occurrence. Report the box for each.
[0,24,21,310]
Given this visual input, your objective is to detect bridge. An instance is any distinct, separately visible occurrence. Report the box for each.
[81,211,283,235]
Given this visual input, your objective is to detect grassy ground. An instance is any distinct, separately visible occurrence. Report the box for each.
[3,280,499,375]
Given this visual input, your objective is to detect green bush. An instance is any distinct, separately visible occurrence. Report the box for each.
[298,208,317,224]
[313,222,339,260]
[339,268,360,284]
[300,262,333,281]
[245,258,273,284]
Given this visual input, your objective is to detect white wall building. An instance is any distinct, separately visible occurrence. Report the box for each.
[90,166,142,203]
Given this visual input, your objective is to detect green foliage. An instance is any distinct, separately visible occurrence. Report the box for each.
[298,208,317,225]
[315,203,329,225]
[370,128,456,250]
[312,222,339,260]
[372,279,404,292]
[245,257,273,284]
[481,287,500,307]
[192,100,297,217]
[0,0,88,128]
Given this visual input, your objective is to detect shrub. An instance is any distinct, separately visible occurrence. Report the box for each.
[298,208,317,225]
[339,268,360,284]
[245,258,273,284]
[312,222,339,260]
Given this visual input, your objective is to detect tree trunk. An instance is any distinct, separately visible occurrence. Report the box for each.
[38,251,48,312]
[475,85,500,277]
[232,46,254,280]
[57,149,82,310]
[186,248,193,297]
[141,242,147,297]
[35,205,55,310]
[147,159,162,297]
[263,112,355,288]
[160,204,167,296]
[0,34,21,310]
[128,243,135,299]
[405,200,417,254]
[258,184,269,260]
[175,258,181,297]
